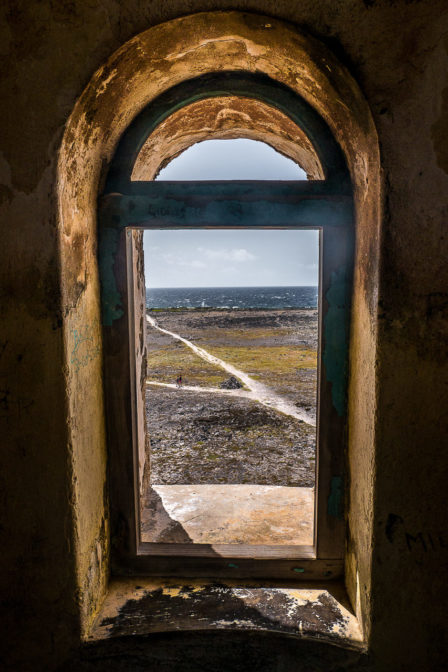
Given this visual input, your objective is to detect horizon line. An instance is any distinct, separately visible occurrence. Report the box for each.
[146,284,318,290]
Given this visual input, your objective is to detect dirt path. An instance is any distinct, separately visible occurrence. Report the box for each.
[146,314,315,426]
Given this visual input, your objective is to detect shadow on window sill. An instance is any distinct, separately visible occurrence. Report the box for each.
[87,578,365,652]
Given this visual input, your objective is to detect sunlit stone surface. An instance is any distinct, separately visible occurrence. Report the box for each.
[142,484,314,545]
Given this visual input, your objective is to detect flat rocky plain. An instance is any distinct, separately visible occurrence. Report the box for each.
[145,308,318,488]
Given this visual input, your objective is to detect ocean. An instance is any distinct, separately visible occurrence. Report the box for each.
[146,286,318,310]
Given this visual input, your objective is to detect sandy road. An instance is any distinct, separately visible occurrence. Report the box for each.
[146,314,315,427]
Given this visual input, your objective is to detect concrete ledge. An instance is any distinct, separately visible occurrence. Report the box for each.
[88,579,365,651]
[142,484,314,545]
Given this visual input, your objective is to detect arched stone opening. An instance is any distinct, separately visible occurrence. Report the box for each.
[57,11,380,640]
[131,96,324,182]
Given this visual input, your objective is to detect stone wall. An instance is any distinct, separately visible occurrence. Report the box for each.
[1,2,447,670]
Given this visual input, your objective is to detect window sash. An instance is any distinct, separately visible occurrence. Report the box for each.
[99,71,353,579]
[99,180,353,579]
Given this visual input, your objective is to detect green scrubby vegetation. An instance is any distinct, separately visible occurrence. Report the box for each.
[146,342,225,387]
[146,311,318,405]
[146,338,317,400]
[205,344,317,398]
[196,326,297,345]
[205,344,316,372]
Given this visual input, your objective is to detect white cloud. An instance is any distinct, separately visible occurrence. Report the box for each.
[162,253,206,268]
[197,247,256,262]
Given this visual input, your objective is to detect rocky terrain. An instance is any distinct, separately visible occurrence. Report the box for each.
[145,308,318,487]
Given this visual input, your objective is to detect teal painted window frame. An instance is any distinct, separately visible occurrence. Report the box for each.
[99,73,354,579]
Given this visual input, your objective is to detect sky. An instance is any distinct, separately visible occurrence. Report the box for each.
[143,139,319,288]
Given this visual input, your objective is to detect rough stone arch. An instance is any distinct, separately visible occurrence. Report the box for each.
[131,96,325,181]
[57,11,380,636]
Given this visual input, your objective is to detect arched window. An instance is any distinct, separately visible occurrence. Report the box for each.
[99,72,354,578]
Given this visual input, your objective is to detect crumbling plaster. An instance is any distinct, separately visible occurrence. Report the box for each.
[1,2,447,671]
[132,96,324,181]
[58,7,379,645]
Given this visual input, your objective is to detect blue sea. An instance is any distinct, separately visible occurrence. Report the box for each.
[146,286,318,310]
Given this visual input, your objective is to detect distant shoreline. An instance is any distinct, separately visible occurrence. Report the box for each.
[146,286,318,311]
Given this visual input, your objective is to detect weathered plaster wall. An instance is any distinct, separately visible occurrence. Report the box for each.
[59,8,378,642]
[368,14,448,666]
[1,2,447,671]
[132,96,324,180]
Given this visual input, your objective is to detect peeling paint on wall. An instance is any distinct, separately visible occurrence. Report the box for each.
[70,319,101,371]
[54,8,383,668]
[91,579,364,648]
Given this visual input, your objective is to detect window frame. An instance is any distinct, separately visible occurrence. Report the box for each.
[99,73,354,580]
